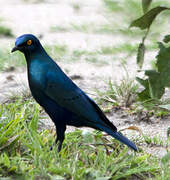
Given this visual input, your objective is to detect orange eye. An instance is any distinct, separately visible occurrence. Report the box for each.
[27,40,32,46]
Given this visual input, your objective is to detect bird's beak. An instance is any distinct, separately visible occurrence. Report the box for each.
[11,46,19,53]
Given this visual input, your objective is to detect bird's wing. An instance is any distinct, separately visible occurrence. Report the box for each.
[44,69,117,131]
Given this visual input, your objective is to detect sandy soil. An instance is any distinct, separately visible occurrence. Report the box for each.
[0,0,169,157]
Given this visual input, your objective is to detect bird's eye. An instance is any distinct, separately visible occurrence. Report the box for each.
[27,40,32,46]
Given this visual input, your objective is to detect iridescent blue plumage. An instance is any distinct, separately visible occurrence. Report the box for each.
[12,34,137,152]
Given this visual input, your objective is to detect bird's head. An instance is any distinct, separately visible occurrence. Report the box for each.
[11,34,41,54]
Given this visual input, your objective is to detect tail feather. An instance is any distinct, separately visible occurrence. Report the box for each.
[110,131,138,151]
[98,125,138,151]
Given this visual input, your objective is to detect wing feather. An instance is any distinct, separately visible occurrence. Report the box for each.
[44,69,116,130]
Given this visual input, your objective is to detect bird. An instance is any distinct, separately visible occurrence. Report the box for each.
[11,34,137,152]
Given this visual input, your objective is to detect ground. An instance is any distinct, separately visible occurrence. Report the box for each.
[0,0,170,158]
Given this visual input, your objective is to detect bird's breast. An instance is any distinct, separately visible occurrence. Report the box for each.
[28,60,46,91]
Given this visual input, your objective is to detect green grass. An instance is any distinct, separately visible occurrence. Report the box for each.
[42,42,158,66]
[99,43,138,55]
[95,74,170,119]
[73,49,97,57]
[103,0,142,23]
[0,26,13,37]
[50,23,144,38]
[0,49,25,71]
[44,45,101,64]
[50,25,69,33]
[96,75,139,108]
[44,44,68,60]
[0,41,158,72]
[1,98,169,179]
[50,23,95,33]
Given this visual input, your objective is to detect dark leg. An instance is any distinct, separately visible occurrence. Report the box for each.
[57,137,64,152]
[56,126,66,152]
[50,125,66,152]
[50,137,58,151]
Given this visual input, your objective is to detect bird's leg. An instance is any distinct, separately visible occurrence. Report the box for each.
[49,137,64,152]
[56,127,66,152]
[50,137,59,151]
[57,138,64,153]
[50,126,66,152]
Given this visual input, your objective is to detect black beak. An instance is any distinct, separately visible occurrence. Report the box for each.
[11,46,19,53]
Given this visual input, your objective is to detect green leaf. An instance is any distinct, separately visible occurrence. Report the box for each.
[136,77,150,100]
[163,35,170,43]
[130,6,170,30]
[9,166,17,172]
[142,0,152,13]
[137,38,170,100]
[145,70,165,99]
[0,135,20,150]
[159,104,170,111]
[136,70,165,100]
[29,105,39,131]
[137,42,145,69]
[156,42,170,87]
[27,128,42,152]
[3,153,10,168]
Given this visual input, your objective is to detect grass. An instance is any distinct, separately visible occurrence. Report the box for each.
[50,23,145,38]
[44,45,102,64]
[44,44,68,61]
[0,26,13,37]
[0,17,13,37]
[95,73,170,119]
[72,49,97,57]
[99,43,138,55]
[0,40,158,72]
[50,23,95,33]
[0,97,169,179]
[96,75,139,108]
[0,49,25,71]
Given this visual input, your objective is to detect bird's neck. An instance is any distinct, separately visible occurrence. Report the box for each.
[24,46,48,65]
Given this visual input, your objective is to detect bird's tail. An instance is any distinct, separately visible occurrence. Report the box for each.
[98,126,138,151]
[110,131,138,151]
